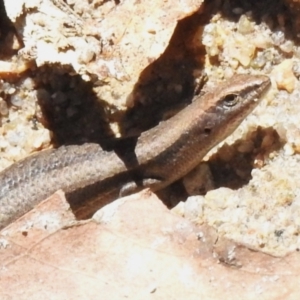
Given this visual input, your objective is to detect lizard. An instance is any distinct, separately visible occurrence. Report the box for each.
[0,74,271,230]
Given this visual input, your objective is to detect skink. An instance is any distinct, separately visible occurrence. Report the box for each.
[0,74,271,230]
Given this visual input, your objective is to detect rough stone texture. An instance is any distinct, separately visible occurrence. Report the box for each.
[3,0,204,109]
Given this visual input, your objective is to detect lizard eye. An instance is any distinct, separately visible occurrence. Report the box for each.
[222,93,239,107]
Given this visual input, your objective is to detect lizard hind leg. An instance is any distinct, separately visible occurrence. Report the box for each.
[119,177,164,197]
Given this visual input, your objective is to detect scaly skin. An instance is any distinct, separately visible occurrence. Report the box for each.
[0,74,271,230]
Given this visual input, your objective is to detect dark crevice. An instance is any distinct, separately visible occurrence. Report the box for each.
[209,127,282,190]
[120,5,213,135]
